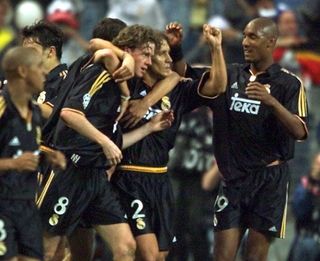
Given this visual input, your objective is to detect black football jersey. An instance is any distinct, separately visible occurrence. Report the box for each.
[210,63,308,181]
[53,62,122,168]
[0,89,42,199]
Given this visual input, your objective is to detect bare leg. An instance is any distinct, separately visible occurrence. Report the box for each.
[213,228,245,261]
[244,229,272,261]
[94,223,136,261]
[43,232,62,261]
[135,233,159,261]
[68,227,95,261]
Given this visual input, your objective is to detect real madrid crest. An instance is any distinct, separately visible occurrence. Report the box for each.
[49,214,59,226]
[249,75,256,82]
[161,96,171,110]
[136,218,146,230]
[82,93,91,109]
[0,241,7,256]
[37,91,46,104]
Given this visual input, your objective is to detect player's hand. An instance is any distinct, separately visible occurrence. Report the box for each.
[46,150,67,170]
[121,99,150,128]
[106,165,116,181]
[116,99,129,122]
[101,139,122,166]
[13,152,39,172]
[113,52,135,82]
[203,24,222,49]
[245,82,274,106]
[165,22,183,47]
[147,110,174,132]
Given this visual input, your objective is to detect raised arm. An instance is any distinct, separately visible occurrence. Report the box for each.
[165,22,186,77]
[199,24,227,97]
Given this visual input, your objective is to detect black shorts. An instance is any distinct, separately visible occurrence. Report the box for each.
[0,199,43,260]
[213,162,289,238]
[40,162,127,236]
[111,170,176,251]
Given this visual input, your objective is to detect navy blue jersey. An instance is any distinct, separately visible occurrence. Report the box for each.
[53,62,122,168]
[0,89,42,199]
[122,73,210,166]
[210,63,308,181]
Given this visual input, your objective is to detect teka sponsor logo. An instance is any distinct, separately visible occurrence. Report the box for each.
[230,93,261,115]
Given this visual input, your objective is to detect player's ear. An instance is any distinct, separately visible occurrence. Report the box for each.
[17,64,28,78]
[267,37,276,49]
[47,46,57,58]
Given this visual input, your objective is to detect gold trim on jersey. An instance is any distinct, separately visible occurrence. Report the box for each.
[61,108,85,116]
[118,165,168,174]
[39,145,55,153]
[280,182,289,238]
[280,68,308,118]
[36,170,55,207]
[298,83,307,117]
[44,101,54,108]
[88,71,112,97]
[0,96,6,118]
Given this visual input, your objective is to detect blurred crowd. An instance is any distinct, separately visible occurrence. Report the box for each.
[0,0,319,260]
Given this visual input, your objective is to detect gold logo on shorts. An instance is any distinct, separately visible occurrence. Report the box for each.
[136,218,146,230]
[0,241,7,256]
[161,96,171,110]
[49,214,59,226]
[37,91,46,104]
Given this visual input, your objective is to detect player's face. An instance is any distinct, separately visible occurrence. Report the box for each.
[150,40,172,78]
[128,42,155,78]
[242,22,270,63]
[26,54,45,94]
[22,37,51,69]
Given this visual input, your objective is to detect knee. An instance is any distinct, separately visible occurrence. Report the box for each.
[156,252,168,261]
[112,238,136,260]
[137,248,159,261]
[245,248,268,261]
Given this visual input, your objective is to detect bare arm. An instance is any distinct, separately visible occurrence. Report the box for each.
[93,48,131,120]
[60,109,122,165]
[0,152,39,173]
[245,82,307,140]
[38,103,53,119]
[122,110,174,149]
[121,72,180,128]
[165,22,187,76]
[200,24,227,97]
[202,162,220,191]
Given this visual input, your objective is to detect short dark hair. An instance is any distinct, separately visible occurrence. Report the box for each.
[21,20,64,60]
[92,18,127,41]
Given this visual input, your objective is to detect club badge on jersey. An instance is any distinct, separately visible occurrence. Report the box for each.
[82,93,91,109]
[161,96,171,110]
